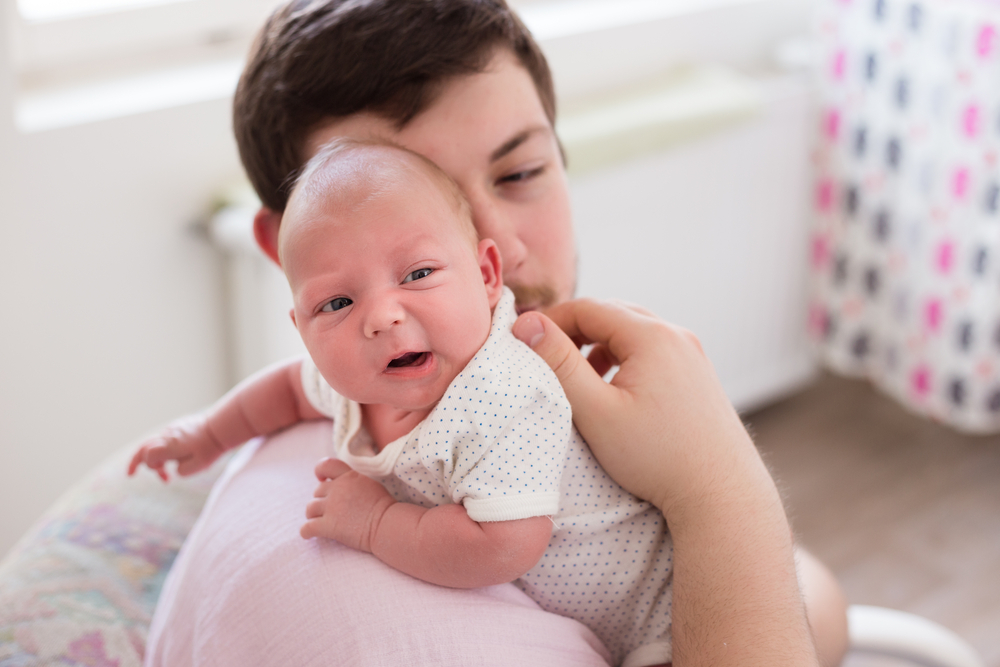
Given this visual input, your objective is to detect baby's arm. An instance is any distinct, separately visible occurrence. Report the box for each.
[300,459,552,588]
[129,358,324,480]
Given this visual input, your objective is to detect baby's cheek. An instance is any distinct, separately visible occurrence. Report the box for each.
[449,315,492,367]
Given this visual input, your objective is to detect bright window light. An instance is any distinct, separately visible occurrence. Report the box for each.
[17,0,195,23]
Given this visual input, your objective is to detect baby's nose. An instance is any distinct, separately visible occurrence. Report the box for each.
[363,298,405,337]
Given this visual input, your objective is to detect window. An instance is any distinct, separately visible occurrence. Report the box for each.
[10,0,277,90]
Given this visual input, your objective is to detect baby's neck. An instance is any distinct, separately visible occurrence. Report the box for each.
[361,403,434,452]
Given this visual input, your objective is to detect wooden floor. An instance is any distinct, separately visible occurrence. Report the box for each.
[746,373,1000,667]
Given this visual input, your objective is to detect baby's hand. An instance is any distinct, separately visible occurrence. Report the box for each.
[127,414,224,481]
[300,458,395,552]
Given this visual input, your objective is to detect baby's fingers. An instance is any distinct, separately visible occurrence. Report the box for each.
[128,443,171,481]
[305,498,326,519]
[300,519,319,540]
[175,456,206,477]
[300,517,332,540]
[127,447,147,476]
[314,458,352,482]
[143,441,179,470]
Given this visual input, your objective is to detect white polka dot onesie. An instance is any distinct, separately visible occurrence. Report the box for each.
[301,287,674,667]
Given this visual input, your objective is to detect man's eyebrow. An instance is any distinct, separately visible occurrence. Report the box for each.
[490,127,548,163]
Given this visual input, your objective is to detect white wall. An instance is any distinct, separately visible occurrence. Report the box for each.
[0,46,243,554]
[571,76,816,410]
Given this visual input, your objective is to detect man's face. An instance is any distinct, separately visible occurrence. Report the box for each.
[304,50,576,311]
[283,162,498,412]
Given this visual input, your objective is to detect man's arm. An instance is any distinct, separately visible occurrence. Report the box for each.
[301,459,552,588]
[129,358,324,479]
[513,301,825,667]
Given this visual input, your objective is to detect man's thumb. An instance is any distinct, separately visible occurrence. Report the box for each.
[512,311,601,403]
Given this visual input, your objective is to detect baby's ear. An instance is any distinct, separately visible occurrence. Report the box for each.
[477,239,503,308]
[253,207,283,267]
[289,308,297,328]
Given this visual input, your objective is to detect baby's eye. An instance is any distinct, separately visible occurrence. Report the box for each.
[320,297,353,312]
[403,268,434,283]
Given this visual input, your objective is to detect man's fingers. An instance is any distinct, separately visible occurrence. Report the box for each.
[315,457,351,481]
[585,344,617,378]
[513,310,614,421]
[542,298,646,365]
[607,298,656,319]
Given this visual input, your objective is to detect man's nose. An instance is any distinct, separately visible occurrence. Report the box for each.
[363,295,405,338]
[469,196,527,273]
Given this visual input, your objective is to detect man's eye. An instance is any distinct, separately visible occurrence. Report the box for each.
[321,297,353,312]
[403,268,434,283]
[498,166,544,184]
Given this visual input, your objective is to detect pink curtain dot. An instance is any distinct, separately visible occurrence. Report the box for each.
[977,24,996,58]
[825,109,841,140]
[812,234,831,268]
[935,240,955,273]
[952,167,970,199]
[816,179,835,212]
[911,365,932,397]
[924,298,944,332]
[963,104,980,138]
[808,304,829,339]
[832,50,846,80]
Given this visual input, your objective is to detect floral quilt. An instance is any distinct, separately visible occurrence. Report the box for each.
[0,446,223,666]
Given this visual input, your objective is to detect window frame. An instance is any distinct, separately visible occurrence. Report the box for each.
[9,0,276,85]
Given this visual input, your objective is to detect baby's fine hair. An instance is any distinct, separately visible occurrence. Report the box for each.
[288,137,478,244]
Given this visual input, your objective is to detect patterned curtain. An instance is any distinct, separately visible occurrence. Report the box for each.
[811,0,1000,432]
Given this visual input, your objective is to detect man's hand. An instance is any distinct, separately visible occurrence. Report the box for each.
[127,414,225,481]
[513,298,754,517]
[512,298,823,667]
[300,458,396,552]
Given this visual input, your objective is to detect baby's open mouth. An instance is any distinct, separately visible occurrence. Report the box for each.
[387,351,429,368]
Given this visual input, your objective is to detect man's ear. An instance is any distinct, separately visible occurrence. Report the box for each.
[477,239,504,308]
[253,207,283,267]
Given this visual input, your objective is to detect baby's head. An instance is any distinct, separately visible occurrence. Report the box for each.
[279,138,504,412]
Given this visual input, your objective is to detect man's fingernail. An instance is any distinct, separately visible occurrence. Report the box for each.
[515,313,545,348]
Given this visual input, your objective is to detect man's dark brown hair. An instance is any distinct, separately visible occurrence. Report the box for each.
[234,0,556,213]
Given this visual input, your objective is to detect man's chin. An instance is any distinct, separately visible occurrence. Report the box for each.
[510,283,560,314]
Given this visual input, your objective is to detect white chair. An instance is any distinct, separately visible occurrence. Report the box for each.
[847,605,986,667]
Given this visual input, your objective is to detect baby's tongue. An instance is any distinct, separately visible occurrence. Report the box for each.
[388,352,423,368]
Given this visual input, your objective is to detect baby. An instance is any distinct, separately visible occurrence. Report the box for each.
[130,138,674,667]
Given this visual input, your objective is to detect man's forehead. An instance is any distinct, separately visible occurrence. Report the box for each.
[303,51,550,164]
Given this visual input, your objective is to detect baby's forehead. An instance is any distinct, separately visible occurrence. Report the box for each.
[290,144,453,220]
[280,142,475,255]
